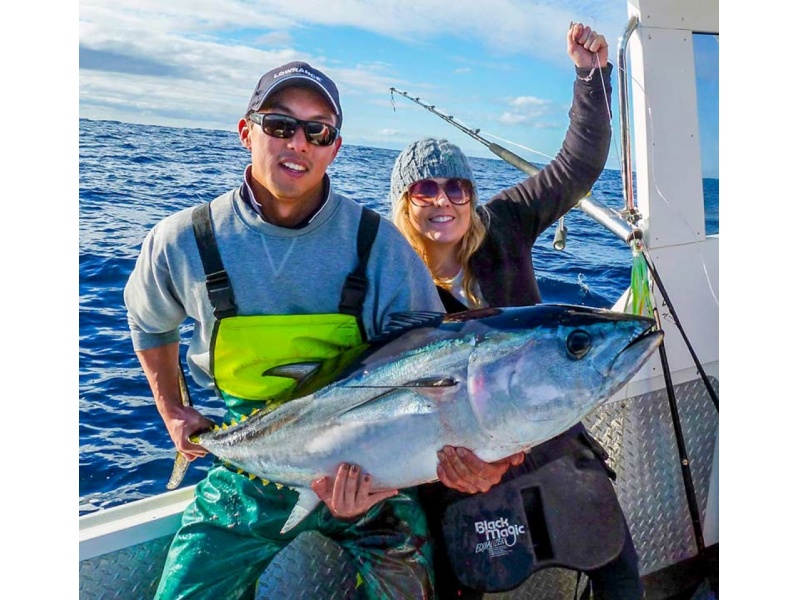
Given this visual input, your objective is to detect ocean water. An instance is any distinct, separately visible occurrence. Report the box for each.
[78,118,719,515]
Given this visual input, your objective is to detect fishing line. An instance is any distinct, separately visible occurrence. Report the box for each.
[480,132,555,162]
[596,53,625,201]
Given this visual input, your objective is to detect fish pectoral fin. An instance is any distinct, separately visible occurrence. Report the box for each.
[402,376,457,388]
[263,362,322,384]
[166,452,190,490]
[336,386,440,421]
[280,487,320,534]
[371,311,445,341]
[384,311,445,329]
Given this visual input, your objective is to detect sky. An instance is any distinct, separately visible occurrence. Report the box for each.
[76,0,719,177]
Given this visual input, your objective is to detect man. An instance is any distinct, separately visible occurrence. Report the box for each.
[124,61,442,599]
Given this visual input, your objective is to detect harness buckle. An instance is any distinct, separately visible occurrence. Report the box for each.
[206,270,237,319]
[338,273,369,316]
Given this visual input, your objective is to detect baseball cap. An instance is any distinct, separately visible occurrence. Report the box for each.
[246,61,342,127]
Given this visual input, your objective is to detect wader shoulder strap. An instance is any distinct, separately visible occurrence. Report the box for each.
[338,207,381,339]
[191,203,238,319]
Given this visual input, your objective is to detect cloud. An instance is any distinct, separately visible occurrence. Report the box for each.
[78,0,626,133]
[79,1,621,82]
[499,112,531,125]
[256,31,294,48]
[234,0,620,62]
[497,95,554,125]
[508,96,550,109]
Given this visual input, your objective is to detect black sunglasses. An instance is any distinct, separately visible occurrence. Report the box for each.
[249,112,340,147]
[407,178,473,207]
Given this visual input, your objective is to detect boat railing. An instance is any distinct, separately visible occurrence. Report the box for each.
[575,15,642,247]
[617,15,640,216]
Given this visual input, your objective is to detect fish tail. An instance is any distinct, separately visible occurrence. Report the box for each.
[166,452,190,490]
[166,365,194,490]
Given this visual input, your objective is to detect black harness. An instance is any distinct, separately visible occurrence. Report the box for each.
[190,198,381,339]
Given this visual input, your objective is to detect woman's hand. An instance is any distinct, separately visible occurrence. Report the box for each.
[437,446,525,494]
[311,463,398,520]
[568,22,609,69]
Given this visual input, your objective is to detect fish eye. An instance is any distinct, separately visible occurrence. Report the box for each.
[566,330,592,359]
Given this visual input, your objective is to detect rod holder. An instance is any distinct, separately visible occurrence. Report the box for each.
[553,219,568,250]
[577,196,642,244]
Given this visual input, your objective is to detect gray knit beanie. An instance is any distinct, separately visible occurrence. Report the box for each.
[389,138,477,208]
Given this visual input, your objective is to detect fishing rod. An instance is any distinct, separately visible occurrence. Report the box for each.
[389,87,642,247]
[393,87,575,251]
[390,88,542,180]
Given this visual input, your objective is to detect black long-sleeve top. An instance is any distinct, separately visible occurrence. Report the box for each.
[471,64,613,308]
[423,65,617,527]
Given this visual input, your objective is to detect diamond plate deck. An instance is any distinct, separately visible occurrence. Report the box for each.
[79,535,171,600]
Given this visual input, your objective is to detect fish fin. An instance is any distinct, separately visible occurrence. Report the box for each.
[167,367,194,490]
[262,362,322,384]
[375,311,446,339]
[344,377,456,390]
[166,452,190,490]
[337,387,439,421]
[443,307,502,322]
[401,377,457,388]
[263,352,369,399]
[178,367,193,408]
[280,488,320,534]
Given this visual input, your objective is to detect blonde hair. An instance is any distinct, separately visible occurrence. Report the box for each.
[392,191,487,307]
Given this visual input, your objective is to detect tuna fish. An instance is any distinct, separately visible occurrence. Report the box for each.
[193,304,662,533]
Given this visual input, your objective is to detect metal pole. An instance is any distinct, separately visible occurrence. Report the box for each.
[577,196,641,244]
[617,16,640,216]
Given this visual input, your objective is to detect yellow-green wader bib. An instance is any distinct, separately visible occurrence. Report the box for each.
[211,312,369,419]
[154,201,435,600]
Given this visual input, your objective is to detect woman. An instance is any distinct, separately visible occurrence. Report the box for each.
[390,23,644,600]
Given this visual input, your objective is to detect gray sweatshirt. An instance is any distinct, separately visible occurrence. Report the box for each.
[124,178,444,389]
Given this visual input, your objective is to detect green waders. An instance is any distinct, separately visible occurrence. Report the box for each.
[154,202,435,600]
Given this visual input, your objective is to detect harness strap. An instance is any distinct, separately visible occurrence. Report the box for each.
[191,203,238,319]
[339,207,381,339]
[436,286,469,313]
[191,201,381,331]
